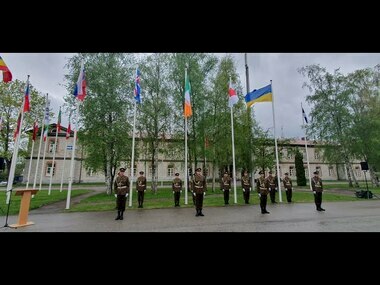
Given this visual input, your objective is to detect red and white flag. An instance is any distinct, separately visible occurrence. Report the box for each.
[228,82,238,107]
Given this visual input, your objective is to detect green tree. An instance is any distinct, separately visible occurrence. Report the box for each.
[0,80,45,177]
[295,149,306,186]
[64,53,136,194]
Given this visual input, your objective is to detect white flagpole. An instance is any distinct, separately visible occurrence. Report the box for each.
[33,112,47,189]
[129,100,137,207]
[6,108,24,204]
[184,67,188,205]
[48,107,61,195]
[66,100,79,209]
[302,103,313,191]
[39,95,50,191]
[60,139,68,192]
[230,77,237,204]
[26,123,36,189]
[270,80,282,202]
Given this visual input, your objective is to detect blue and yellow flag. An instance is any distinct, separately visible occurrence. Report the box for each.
[245,84,272,108]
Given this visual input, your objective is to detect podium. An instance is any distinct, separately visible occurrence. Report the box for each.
[9,189,38,228]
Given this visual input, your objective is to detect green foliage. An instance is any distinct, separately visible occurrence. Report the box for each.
[295,149,306,186]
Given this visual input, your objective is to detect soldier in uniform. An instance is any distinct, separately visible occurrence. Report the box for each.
[191,167,207,217]
[220,171,231,205]
[241,169,252,204]
[283,172,293,203]
[172,172,182,207]
[114,167,130,220]
[311,171,325,211]
[266,171,278,203]
[257,170,270,214]
[136,171,147,208]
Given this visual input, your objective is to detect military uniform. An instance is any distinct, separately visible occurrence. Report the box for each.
[266,172,278,203]
[220,172,231,205]
[114,168,130,220]
[172,173,182,207]
[191,168,207,217]
[311,171,325,211]
[136,171,147,208]
[257,171,270,214]
[283,173,293,203]
[241,171,252,204]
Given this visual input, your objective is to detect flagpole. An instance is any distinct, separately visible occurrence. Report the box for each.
[270,80,282,202]
[48,107,61,195]
[184,67,188,205]
[26,122,36,189]
[6,75,30,204]
[39,94,50,191]
[129,100,137,207]
[33,94,48,189]
[245,53,255,188]
[66,101,79,209]
[229,77,237,204]
[301,102,313,191]
[60,138,68,192]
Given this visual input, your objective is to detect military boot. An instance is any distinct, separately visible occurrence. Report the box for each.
[195,209,200,217]
[115,211,121,220]
[120,211,124,220]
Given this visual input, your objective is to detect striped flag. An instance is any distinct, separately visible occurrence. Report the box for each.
[57,107,62,132]
[43,99,50,141]
[23,78,31,113]
[73,60,86,101]
[0,55,12,82]
[134,68,141,104]
[13,110,22,140]
[66,122,71,140]
[302,107,308,124]
[184,73,192,118]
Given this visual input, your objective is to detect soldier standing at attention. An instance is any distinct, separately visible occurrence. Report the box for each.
[266,171,278,203]
[241,170,252,204]
[283,172,293,203]
[114,168,130,220]
[220,171,232,205]
[311,171,325,211]
[172,172,182,207]
[257,171,270,214]
[191,167,207,217]
[136,171,147,208]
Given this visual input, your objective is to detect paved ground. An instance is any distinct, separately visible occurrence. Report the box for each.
[1,199,380,232]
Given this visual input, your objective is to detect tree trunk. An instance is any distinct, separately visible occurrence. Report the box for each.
[369,165,380,187]
[344,162,353,187]
[347,162,359,187]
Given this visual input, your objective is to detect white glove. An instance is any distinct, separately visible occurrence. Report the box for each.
[114,194,117,198]
[249,188,252,192]
[172,191,175,194]
[180,191,182,193]
[203,192,206,196]
[313,191,316,194]
[222,189,225,192]
[144,190,146,192]
[125,193,129,197]
[136,190,138,193]
[275,188,277,191]
[258,193,261,197]
[193,192,196,196]
[243,189,245,192]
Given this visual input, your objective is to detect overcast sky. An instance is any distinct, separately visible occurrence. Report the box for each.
[2,53,380,138]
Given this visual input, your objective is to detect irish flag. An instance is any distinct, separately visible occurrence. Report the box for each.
[184,73,192,118]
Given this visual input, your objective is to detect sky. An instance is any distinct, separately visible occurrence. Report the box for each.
[2,53,380,138]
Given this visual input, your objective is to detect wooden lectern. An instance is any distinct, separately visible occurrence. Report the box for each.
[9,189,38,228]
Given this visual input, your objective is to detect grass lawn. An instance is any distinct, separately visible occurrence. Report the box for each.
[0,189,91,216]
[67,187,368,213]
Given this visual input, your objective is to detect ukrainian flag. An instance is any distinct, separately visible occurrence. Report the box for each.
[245,84,272,108]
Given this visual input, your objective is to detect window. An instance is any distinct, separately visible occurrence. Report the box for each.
[48,139,58,153]
[304,167,309,178]
[316,166,321,176]
[128,166,137,176]
[289,166,295,176]
[149,167,154,177]
[328,166,334,176]
[287,148,293,159]
[46,161,56,177]
[314,150,320,160]
[167,166,174,177]
[303,150,307,160]
[355,166,361,177]
[86,168,94,177]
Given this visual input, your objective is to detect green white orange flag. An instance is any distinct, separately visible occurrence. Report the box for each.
[184,73,192,118]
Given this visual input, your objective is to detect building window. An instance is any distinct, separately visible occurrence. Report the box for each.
[287,148,293,159]
[303,150,307,160]
[167,166,174,177]
[328,166,334,176]
[48,139,58,153]
[314,150,320,160]
[355,166,361,177]
[46,161,56,177]
[316,166,321,176]
[86,168,94,177]
[289,166,295,176]
[304,167,309,178]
